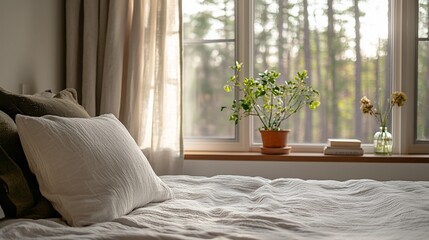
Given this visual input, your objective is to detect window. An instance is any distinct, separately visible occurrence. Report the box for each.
[183,0,248,151]
[252,0,390,146]
[183,0,429,154]
[402,0,429,153]
[417,0,429,141]
[182,0,236,140]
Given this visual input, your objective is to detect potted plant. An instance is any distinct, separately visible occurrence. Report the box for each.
[221,62,320,154]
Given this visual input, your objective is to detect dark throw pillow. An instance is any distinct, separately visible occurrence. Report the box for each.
[0,87,90,219]
[0,111,35,217]
[0,87,90,120]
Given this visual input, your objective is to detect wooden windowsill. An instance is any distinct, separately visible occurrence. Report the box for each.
[184,151,429,163]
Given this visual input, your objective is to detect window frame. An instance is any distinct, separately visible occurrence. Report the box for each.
[400,0,429,153]
[183,0,249,152]
[184,0,429,154]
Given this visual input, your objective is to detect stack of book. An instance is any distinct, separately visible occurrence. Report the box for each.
[323,138,364,156]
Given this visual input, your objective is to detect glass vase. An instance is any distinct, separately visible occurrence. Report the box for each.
[373,126,392,155]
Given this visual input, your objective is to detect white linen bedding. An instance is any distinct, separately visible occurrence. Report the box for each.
[1,175,429,240]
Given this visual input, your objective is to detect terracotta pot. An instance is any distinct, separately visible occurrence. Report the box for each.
[259,129,290,148]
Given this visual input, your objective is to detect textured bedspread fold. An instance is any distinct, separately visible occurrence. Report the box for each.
[1,175,429,240]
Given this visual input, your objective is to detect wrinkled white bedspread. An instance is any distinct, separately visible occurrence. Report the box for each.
[1,175,429,240]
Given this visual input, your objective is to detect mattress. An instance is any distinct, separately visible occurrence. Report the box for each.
[1,175,429,240]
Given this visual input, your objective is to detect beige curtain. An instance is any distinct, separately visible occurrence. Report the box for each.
[65,0,183,175]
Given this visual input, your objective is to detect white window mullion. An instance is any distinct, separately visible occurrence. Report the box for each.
[391,0,405,154]
[236,0,253,151]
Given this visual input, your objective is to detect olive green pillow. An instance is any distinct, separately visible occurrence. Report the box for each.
[0,87,90,218]
[0,87,90,120]
[0,111,35,217]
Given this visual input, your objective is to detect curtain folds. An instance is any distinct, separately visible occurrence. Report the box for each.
[65,0,183,175]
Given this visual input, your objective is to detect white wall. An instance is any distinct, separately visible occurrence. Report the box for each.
[0,0,65,94]
[184,160,429,181]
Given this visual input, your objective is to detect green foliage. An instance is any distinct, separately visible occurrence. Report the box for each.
[221,62,320,131]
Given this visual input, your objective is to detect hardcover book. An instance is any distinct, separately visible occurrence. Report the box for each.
[323,146,364,156]
[328,138,361,148]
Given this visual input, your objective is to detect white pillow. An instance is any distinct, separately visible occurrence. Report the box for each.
[16,114,173,226]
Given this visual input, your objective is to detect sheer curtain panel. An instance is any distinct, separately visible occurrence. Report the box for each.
[65,0,183,175]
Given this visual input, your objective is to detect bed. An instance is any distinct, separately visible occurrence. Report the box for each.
[1,175,429,239]
[1,88,429,239]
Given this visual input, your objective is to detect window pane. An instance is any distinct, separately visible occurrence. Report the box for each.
[253,0,390,144]
[183,1,236,140]
[183,0,235,40]
[419,0,428,39]
[417,42,429,140]
[417,0,429,141]
[183,42,235,139]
